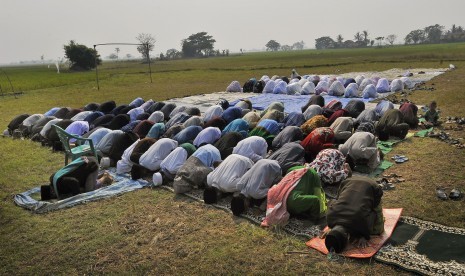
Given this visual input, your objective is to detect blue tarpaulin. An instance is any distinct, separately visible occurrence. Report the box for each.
[14,169,154,214]
[230,94,375,113]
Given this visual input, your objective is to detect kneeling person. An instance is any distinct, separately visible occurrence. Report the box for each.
[204,154,254,204]
[324,176,384,253]
[231,159,282,216]
[41,156,99,200]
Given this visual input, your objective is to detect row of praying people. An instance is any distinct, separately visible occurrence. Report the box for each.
[226,71,415,98]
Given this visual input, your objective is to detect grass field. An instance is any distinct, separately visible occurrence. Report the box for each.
[1,44,465,275]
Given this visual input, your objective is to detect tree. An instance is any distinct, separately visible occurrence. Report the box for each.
[362,30,369,45]
[126,53,133,59]
[354,32,363,42]
[115,47,120,61]
[265,40,280,51]
[136,33,156,61]
[108,53,118,60]
[336,35,344,48]
[375,36,384,46]
[181,32,216,58]
[281,44,292,51]
[443,24,465,43]
[292,41,305,50]
[315,36,335,49]
[404,29,424,44]
[166,48,181,59]
[385,34,397,45]
[63,40,101,70]
[424,24,444,43]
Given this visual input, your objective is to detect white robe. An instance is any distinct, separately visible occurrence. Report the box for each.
[232,136,267,163]
[207,154,254,193]
[203,105,223,122]
[139,138,178,171]
[193,127,221,147]
[237,159,282,199]
[116,139,140,174]
[159,147,188,175]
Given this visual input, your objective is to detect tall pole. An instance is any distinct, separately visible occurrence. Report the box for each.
[146,43,153,83]
[94,45,100,90]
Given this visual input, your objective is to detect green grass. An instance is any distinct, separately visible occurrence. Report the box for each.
[1,43,465,274]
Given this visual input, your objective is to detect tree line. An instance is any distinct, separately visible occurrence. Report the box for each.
[64,23,465,70]
[311,24,465,50]
[64,31,222,70]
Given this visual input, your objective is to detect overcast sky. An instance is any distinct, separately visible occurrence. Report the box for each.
[1,0,464,64]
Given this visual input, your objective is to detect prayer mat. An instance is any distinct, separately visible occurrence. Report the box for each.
[14,168,153,213]
[375,216,465,275]
[414,127,434,138]
[160,184,324,239]
[306,208,402,258]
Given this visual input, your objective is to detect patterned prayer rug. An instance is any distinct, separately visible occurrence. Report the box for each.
[160,183,465,275]
[375,216,465,275]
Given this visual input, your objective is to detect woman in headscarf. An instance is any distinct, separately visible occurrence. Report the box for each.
[261,165,327,227]
[309,149,351,186]
[300,127,335,162]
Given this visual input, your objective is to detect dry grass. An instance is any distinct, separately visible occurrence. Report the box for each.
[1,45,465,274]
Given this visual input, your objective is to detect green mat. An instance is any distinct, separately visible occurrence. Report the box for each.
[370,160,394,177]
[414,127,434,138]
[354,160,394,177]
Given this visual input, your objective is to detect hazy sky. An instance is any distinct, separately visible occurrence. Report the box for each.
[1,0,464,64]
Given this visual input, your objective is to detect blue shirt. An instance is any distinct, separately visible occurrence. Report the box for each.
[257,119,280,136]
[129,97,144,107]
[283,112,305,128]
[222,119,249,138]
[192,144,221,168]
[222,107,243,124]
[173,126,203,144]
[146,123,165,139]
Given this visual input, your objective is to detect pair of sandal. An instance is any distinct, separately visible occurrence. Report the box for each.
[436,187,463,200]
[378,178,395,190]
[391,155,409,163]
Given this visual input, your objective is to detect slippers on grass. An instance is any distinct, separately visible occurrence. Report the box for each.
[436,187,448,200]
[449,188,463,200]
[378,178,395,190]
[391,155,409,163]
